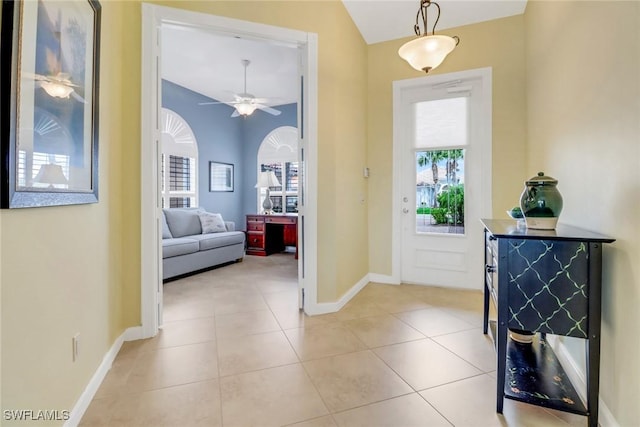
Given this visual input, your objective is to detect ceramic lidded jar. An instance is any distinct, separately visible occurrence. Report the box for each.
[519,172,563,230]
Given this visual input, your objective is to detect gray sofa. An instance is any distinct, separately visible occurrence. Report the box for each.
[162,208,245,280]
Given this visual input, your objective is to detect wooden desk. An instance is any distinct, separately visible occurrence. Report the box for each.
[246,214,297,258]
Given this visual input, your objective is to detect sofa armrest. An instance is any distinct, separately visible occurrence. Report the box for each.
[225,221,236,232]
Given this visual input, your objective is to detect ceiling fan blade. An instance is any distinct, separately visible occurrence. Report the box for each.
[70,91,86,104]
[255,104,281,116]
[198,101,228,105]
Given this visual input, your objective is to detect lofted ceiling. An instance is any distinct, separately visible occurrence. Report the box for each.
[161,24,300,108]
[342,0,527,44]
[161,1,527,109]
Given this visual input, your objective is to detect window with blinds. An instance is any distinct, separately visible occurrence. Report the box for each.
[161,109,198,208]
[257,126,299,214]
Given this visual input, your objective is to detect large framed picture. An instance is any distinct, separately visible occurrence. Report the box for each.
[209,161,234,192]
[0,0,101,208]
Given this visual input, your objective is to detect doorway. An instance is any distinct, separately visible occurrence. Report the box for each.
[141,4,319,338]
[392,68,492,289]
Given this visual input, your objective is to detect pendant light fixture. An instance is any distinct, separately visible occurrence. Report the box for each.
[398,0,460,73]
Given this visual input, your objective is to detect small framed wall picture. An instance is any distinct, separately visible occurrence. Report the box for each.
[209,161,234,192]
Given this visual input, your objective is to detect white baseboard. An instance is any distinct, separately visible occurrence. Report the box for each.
[123,325,144,341]
[305,272,403,316]
[305,273,370,315]
[548,336,619,427]
[368,273,400,285]
[64,326,143,427]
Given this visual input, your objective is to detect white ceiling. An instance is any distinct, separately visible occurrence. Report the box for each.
[161,1,527,108]
[161,24,300,108]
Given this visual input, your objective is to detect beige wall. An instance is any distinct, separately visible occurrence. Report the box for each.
[1,0,368,421]
[367,15,527,276]
[525,1,640,424]
[4,0,637,424]
[0,1,127,422]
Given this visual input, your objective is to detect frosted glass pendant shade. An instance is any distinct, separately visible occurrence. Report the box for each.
[398,35,458,73]
[236,102,257,116]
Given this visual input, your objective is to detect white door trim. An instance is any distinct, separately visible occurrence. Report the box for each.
[140,4,319,338]
[391,67,492,285]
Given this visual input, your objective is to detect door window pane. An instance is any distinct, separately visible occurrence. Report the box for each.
[416,149,465,235]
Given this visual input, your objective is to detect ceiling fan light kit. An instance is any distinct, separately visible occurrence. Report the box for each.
[235,101,257,116]
[40,81,75,98]
[398,0,460,73]
[236,59,255,117]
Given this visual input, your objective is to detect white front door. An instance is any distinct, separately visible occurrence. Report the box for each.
[393,68,492,289]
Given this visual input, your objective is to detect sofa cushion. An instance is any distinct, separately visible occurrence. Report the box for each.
[199,212,227,233]
[188,231,245,251]
[163,208,203,238]
[161,212,173,239]
[162,237,199,258]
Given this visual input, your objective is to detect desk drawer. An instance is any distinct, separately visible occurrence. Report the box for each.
[485,232,498,297]
[247,233,265,249]
[265,216,296,225]
[486,264,497,301]
[247,222,265,232]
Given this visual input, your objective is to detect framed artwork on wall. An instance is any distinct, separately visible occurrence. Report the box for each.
[209,161,234,192]
[0,0,101,208]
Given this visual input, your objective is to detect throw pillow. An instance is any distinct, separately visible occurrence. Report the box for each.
[163,208,204,237]
[161,212,173,239]
[199,212,227,233]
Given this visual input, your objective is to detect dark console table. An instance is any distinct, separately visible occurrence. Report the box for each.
[480,219,614,427]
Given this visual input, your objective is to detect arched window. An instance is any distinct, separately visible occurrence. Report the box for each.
[161,108,198,208]
[257,126,298,213]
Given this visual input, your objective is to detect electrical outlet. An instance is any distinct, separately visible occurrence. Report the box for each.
[72,333,80,362]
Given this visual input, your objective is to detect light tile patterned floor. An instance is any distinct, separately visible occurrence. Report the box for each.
[80,254,586,427]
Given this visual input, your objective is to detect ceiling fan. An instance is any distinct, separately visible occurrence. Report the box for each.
[198,59,281,117]
[26,40,86,103]
[31,72,86,103]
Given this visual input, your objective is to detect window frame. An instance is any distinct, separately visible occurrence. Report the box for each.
[256,126,298,214]
[161,108,198,208]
